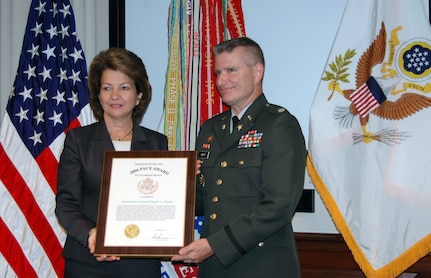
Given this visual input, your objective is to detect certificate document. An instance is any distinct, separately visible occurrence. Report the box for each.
[95,151,196,257]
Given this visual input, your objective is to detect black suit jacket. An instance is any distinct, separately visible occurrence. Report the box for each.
[55,120,168,263]
[195,94,306,277]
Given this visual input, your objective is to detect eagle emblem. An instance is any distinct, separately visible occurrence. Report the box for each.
[137,178,159,195]
[323,22,431,145]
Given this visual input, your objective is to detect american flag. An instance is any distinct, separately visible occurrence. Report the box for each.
[0,0,93,276]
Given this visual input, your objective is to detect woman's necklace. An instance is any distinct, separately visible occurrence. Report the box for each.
[115,128,133,141]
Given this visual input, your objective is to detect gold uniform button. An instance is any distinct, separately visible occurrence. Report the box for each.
[212,196,219,202]
[216,179,223,186]
[210,213,217,220]
[258,242,264,247]
[238,160,244,165]
[220,161,227,168]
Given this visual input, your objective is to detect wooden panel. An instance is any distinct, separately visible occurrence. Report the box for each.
[295,233,431,277]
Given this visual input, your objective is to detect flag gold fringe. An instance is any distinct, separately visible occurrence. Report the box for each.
[306,153,431,278]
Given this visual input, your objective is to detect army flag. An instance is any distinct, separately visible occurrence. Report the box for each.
[162,0,245,151]
[0,0,93,276]
[161,0,245,277]
[308,0,431,277]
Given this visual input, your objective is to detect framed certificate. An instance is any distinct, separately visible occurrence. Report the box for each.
[94,150,197,258]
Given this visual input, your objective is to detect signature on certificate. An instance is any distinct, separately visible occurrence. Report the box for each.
[152,229,170,240]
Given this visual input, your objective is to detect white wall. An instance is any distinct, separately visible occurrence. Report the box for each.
[242,1,345,232]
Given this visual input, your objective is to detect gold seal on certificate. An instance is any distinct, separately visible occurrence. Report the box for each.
[124,224,140,239]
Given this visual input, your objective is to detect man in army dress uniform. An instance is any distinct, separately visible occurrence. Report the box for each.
[172,37,306,277]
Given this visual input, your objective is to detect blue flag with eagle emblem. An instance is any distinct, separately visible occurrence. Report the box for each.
[308,0,431,277]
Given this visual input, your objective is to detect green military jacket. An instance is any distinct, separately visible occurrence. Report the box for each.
[195,94,306,277]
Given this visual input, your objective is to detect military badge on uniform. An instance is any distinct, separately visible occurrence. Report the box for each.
[199,173,205,186]
[238,130,263,148]
[198,151,210,159]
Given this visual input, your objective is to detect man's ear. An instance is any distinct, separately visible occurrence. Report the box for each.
[254,63,264,83]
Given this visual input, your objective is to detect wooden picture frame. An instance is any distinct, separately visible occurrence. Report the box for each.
[95,150,197,258]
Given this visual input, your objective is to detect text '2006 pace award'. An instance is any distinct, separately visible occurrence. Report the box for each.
[95,150,197,258]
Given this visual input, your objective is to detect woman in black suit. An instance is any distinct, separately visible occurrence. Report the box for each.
[56,48,168,277]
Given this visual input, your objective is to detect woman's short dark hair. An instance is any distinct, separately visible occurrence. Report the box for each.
[88,48,151,122]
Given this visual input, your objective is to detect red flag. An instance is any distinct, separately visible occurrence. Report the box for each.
[0,0,93,276]
[163,0,246,151]
[198,0,246,126]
